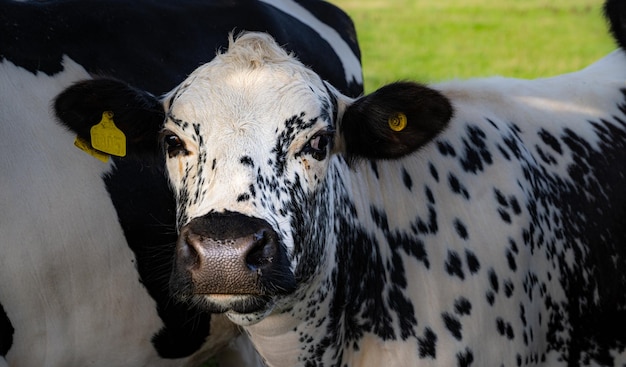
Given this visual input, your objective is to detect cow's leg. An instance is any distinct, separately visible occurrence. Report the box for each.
[0,356,8,367]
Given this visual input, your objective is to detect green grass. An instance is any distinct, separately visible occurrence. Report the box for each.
[331,0,616,92]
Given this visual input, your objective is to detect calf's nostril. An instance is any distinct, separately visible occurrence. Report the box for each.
[245,229,277,271]
[177,232,201,270]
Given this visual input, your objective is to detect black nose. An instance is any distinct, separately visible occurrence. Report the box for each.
[170,212,295,297]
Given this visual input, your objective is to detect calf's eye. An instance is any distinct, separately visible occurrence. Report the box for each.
[161,130,186,158]
[302,131,333,161]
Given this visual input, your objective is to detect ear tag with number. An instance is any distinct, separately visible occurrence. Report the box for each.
[388,112,407,132]
[74,136,110,163]
[90,111,126,157]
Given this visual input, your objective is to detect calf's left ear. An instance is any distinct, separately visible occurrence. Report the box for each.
[339,81,453,161]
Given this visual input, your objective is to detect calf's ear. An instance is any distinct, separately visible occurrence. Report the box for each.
[339,81,453,161]
[54,78,165,157]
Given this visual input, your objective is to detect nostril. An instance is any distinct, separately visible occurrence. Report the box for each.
[177,233,201,270]
[245,229,277,271]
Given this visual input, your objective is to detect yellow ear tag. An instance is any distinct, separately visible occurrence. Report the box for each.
[388,112,407,132]
[90,111,127,157]
[74,136,110,163]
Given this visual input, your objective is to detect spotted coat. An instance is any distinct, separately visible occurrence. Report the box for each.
[55,2,626,366]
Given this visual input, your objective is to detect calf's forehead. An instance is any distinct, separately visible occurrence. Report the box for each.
[164,56,332,143]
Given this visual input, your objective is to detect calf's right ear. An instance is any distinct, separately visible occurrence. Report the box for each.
[54,78,165,157]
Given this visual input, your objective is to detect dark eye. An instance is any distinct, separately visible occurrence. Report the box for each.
[161,130,186,158]
[302,131,333,161]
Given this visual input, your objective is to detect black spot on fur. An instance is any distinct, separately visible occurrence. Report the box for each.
[504,280,515,298]
[402,168,413,191]
[445,250,465,280]
[496,318,515,340]
[457,348,474,367]
[465,250,481,274]
[237,193,251,202]
[437,140,457,157]
[506,250,517,271]
[498,208,512,223]
[460,124,493,173]
[442,312,462,340]
[429,162,440,182]
[454,297,472,316]
[448,173,470,199]
[538,129,563,154]
[454,218,468,240]
[0,301,14,356]
[488,268,499,293]
[240,156,254,167]
[418,327,437,358]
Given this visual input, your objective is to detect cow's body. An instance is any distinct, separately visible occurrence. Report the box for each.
[54,1,626,366]
[0,1,362,366]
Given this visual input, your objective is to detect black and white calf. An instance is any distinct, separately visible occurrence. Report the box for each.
[54,1,626,366]
[0,0,362,366]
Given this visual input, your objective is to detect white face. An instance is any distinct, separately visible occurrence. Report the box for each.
[163,51,336,229]
[160,34,342,322]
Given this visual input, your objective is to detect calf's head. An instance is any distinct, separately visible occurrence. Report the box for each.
[54,32,452,325]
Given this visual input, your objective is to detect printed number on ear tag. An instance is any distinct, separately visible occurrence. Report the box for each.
[74,136,110,163]
[388,112,407,132]
[90,111,127,157]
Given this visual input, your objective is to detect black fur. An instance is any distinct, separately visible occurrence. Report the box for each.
[341,82,453,161]
[54,79,165,158]
[0,301,14,357]
[605,0,626,52]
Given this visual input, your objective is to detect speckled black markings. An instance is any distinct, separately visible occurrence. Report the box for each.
[240,155,254,167]
[506,249,517,271]
[167,112,189,130]
[460,124,493,173]
[424,186,435,205]
[437,140,457,157]
[402,168,413,191]
[442,312,463,340]
[503,280,515,298]
[454,297,472,316]
[429,162,440,182]
[496,317,515,340]
[417,327,438,358]
[488,268,499,294]
[457,347,474,367]
[448,173,470,199]
[465,250,481,274]
[445,250,465,280]
[454,218,468,240]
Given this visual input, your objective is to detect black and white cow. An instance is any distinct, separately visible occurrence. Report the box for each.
[0,0,362,366]
[54,1,626,366]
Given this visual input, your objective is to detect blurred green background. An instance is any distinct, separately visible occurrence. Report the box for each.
[331,0,616,92]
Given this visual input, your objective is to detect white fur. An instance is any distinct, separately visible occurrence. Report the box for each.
[0,57,255,366]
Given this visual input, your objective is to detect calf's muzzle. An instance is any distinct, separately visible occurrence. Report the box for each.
[171,212,294,297]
